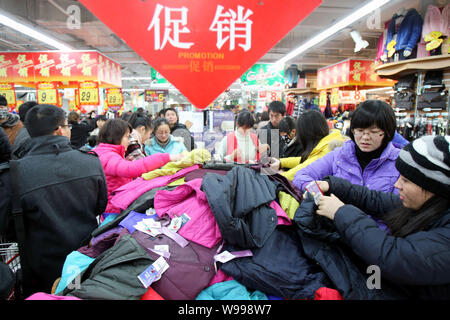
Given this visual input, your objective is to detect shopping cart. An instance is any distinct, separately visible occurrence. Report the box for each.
[0,240,21,300]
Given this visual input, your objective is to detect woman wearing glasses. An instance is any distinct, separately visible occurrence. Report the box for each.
[293,99,401,200]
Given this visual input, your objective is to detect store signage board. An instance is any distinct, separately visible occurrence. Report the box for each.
[241,63,284,86]
[79,0,322,108]
[145,89,168,102]
[36,82,59,105]
[0,82,16,108]
[78,81,100,105]
[0,51,121,88]
[317,59,396,90]
[106,88,123,107]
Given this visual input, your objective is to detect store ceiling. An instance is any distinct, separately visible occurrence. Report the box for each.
[0,0,423,93]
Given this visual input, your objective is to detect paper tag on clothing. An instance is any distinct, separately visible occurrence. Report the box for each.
[152,256,169,281]
[149,248,171,259]
[135,221,160,237]
[154,245,169,252]
[214,250,253,264]
[143,219,161,230]
[161,226,189,248]
[146,208,157,216]
[168,217,183,233]
[138,264,158,288]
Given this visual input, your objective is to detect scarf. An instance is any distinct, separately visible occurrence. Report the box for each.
[0,113,20,128]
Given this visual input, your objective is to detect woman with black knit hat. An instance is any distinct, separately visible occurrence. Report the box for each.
[309,135,450,299]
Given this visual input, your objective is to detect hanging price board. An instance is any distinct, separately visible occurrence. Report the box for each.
[0,83,16,108]
[106,88,123,106]
[330,88,339,113]
[37,82,58,105]
[319,90,327,112]
[144,89,168,102]
[78,81,100,105]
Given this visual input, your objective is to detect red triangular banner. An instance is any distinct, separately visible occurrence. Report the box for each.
[79,0,321,108]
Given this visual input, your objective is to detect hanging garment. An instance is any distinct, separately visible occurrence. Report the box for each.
[202,166,279,249]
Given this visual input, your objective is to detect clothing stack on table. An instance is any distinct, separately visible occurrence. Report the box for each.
[50,149,410,300]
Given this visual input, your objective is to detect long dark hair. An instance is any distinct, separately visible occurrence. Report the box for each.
[128,112,152,131]
[384,195,450,238]
[296,110,329,164]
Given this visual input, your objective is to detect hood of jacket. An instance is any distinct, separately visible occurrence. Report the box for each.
[311,129,345,157]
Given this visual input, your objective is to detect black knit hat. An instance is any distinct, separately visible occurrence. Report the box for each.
[395,135,450,198]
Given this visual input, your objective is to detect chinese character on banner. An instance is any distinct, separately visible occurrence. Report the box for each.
[148,4,194,50]
[209,5,253,51]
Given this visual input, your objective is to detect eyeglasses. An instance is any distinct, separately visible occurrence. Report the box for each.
[155,131,170,137]
[60,124,72,130]
[353,128,384,139]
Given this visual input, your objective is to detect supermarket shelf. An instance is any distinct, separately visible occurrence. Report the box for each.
[375,55,450,80]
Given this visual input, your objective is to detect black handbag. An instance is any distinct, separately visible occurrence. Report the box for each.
[394,91,415,110]
[417,91,448,110]
[423,70,443,86]
[394,74,416,91]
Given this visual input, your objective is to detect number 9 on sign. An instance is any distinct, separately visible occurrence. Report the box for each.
[38,89,57,104]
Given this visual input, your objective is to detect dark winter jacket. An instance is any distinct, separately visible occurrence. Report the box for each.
[0,127,11,162]
[220,225,332,299]
[294,192,407,300]
[62,233,154,300]
[325,176,450,300]
[201,166,278,249]
[10,127,30,159]
[0,135,108,294]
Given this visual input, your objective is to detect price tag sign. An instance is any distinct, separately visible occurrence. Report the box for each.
[78,81,99,105]
[0,83,16,107]
[330,88,339,112]
[145,89,168,102]
[106,88,123,106]
[319,90,327,112]
[37,82,58,105]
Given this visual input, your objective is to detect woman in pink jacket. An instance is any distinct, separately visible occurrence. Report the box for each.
[94,118,183,214]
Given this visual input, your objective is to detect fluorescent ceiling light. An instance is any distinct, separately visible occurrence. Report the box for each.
[276,0,392,65]
[366,86,393,92]
[0,11,73,51]
[122,77,153,80]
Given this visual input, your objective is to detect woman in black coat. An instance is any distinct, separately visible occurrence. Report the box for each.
[313,135,450,299]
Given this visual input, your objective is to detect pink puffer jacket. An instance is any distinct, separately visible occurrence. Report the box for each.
[93,143,171,213]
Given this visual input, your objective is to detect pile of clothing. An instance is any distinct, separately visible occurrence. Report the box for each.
[47,149,405,300]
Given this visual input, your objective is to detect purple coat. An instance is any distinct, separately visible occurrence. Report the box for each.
[293,140,401,194]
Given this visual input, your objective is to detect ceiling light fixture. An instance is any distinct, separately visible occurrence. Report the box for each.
[275,0,392,65]
[0,10,73,51]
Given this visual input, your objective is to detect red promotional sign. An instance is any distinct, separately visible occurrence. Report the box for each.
[79,0,321,108]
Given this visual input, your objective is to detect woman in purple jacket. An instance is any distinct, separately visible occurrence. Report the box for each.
[293,100,401,195]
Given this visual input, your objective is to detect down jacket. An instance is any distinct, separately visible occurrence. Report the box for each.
[201,166,281,249]
[325,176,450,300]
[93,143,171,213]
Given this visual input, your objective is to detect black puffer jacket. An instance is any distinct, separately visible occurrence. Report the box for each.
[295,176,450,299]
[201,166,278,249]
[0,127,11,162]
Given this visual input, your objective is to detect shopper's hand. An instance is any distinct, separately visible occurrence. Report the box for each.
[316,194,345,220]
[316,180,330,193]
[269,157,281,171]
[170,153,184,162]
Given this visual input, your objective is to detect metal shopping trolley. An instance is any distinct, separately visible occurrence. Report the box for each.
[0,239,21,300]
